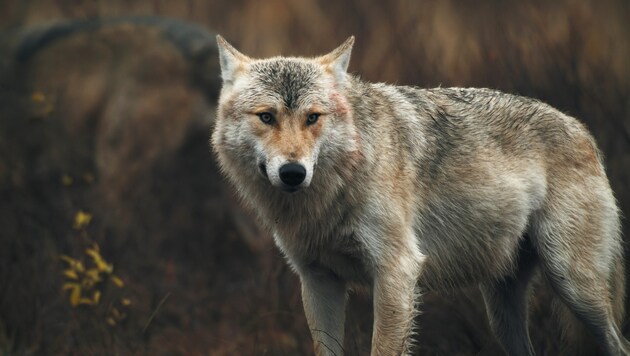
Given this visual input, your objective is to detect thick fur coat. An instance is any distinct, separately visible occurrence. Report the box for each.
[212,36,628,356]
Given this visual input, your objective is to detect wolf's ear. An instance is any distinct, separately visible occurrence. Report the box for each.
[320,36,355,83]
[216,35,250,84]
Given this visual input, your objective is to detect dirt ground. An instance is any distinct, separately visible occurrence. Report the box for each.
[0,1,629,355]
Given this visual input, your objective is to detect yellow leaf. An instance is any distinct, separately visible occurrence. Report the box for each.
[84,268,102,282]
[61,255,86,272]
[110,306,127,320]
[73,211,92,230]
[82,273,99,290]
[63,270,79,280]
[121,298,131,306]
[111,275,124,288]
[60,255,76,265]
[31,91,45,103]
[106,317,116,326]
[70,286,81,306]
[77,290,100,306]
[78,297,95,305]
[60,256,86,273]
[86,247,113,273]
[62,282,80,291]
[61,175,73,186]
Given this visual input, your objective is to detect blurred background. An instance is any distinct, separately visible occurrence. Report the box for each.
[0,0,628,355]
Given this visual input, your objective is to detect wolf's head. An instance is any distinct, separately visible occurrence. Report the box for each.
[212,36,359,194]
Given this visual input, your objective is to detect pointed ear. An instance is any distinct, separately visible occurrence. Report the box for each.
[320,36,355,83]
[216,35,250,84]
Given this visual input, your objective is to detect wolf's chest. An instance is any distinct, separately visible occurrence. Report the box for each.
[276,222,373,286]
[315,236,373,285]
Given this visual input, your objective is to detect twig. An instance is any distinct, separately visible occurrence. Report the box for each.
[142,292,171,335]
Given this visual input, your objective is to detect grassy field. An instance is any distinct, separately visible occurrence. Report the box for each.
[0,0,629,354]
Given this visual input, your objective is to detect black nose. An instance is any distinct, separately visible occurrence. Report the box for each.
[279,163,306,187]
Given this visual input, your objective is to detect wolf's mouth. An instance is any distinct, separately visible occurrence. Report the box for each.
[282,187,299,193]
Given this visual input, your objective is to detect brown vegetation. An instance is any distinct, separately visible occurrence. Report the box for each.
[0,0,628,354]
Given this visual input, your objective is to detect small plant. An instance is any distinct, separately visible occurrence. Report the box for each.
[60,211,130,326]
[30,91,54,118]
[61,243,121,307]
[72,210,92,230]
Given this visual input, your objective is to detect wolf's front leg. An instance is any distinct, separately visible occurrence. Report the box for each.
[299,265,347,356]
[371,250,424,356]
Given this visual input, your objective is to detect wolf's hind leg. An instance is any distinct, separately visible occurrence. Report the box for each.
[531,187,630,356]
[479,236,538,356]
[550,293,601,356]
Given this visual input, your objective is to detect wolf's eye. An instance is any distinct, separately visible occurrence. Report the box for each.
[258,112,274,124]
[306,113,320,125]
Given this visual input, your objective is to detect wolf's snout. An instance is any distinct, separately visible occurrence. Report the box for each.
[279,163,306,187]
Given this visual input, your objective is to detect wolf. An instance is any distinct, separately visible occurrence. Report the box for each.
[212,35,628,356]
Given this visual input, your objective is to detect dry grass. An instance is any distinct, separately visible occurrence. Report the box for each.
[0,0,628,354]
